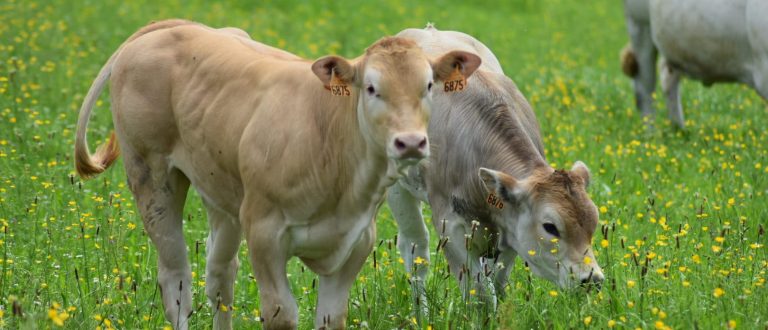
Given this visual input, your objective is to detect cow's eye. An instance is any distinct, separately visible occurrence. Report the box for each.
[427,81,433,92]
[366,85,376,95]
[543,223,560,238]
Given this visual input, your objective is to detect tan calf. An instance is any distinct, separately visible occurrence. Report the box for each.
[75,19,480,329]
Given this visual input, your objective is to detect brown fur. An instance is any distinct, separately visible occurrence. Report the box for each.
[620,43,640,78]
[530,169,597,245]
[75,132,120,178]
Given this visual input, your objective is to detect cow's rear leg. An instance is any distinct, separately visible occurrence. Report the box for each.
[625,16,658,123]
[747,0,768,100]
[124,151,192,329]
[660,59,685,128]
[203,202,241,330]
[388,182,430,312]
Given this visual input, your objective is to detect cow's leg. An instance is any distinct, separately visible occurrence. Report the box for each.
[123,149,192,329]
[746,0,768,100]
[660,59,685,128]
[242,209,297,329]
[387,182,429,309]
[435,211,494,309]
[492,250,517,300]
[203,202,241,330]
[315,222,375,329]
[754,71,768,100]
[626,16,658,122]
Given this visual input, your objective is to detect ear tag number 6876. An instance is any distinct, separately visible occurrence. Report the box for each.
[486,193,504,209]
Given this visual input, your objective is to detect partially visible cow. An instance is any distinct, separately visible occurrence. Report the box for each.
[622,0,768,127]
[390,25,604,310]
[74,19,480,329]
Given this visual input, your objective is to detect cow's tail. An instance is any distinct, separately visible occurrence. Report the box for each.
[75,19,197,178]
[620,43,639,78]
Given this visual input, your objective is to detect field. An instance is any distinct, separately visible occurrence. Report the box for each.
[1,0,767,328]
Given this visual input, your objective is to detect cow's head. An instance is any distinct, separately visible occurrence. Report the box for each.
[479,162,605,288]
[312,37,480,166]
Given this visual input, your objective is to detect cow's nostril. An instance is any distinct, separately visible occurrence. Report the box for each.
[418,137,427,149]
[580,275,604,291]
[394,138,407,150]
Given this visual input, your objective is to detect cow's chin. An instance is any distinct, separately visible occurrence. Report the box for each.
[394,157,424,168]
[381,157,423,188]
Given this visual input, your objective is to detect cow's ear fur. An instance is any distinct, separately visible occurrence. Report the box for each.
[478,167,527,203]
[311,55,357,86]
[570,161,591,188]
[432,51,482,82]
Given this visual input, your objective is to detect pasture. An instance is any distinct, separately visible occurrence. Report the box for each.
[0,0,766,328]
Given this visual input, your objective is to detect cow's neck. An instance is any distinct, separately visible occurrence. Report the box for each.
[329,95,396,216]
[440,74,552,222]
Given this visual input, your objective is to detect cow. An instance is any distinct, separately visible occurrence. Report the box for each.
[622,0,768,128]
[74,19,481,329]
[389,25,604,311]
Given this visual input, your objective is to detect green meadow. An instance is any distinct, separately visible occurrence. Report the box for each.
[1,0,766,328]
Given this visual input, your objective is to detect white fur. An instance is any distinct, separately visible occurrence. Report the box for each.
[624,0,768,127]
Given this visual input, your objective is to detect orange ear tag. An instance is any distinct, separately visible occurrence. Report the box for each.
[443,65,467,93]
[329,70,351,96]
[486,193,504,209]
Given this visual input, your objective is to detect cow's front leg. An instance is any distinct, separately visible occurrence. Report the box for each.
[660,58,684,128]
[492,250,517,300]
[388,182,430,310]
[315,222,375,330]
[435,211,494,310]
[243,212,297,330]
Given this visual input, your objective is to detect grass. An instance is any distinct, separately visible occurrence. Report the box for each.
[0,0,766,328]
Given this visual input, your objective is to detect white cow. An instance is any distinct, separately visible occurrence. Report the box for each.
[74,19,480,329]
[391,25,604,311]
[622,0,768,127]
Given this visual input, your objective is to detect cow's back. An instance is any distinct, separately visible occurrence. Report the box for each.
[397,27,503,74]
[109,24,353,216]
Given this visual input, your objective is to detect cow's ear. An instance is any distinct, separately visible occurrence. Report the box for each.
[432,50,481,82]
[478,167,527,204]
[570,161,591,188]
[311,55,357,86]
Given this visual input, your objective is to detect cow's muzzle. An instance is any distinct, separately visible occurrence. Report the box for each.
[391,132,429,160]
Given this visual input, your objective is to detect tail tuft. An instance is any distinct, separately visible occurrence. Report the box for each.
[620,43,639,78]
[75,132,120,178]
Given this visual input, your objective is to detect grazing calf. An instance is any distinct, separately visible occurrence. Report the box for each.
[390,25,604,310]
[622,0,768,127]
[74,19,480,329]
